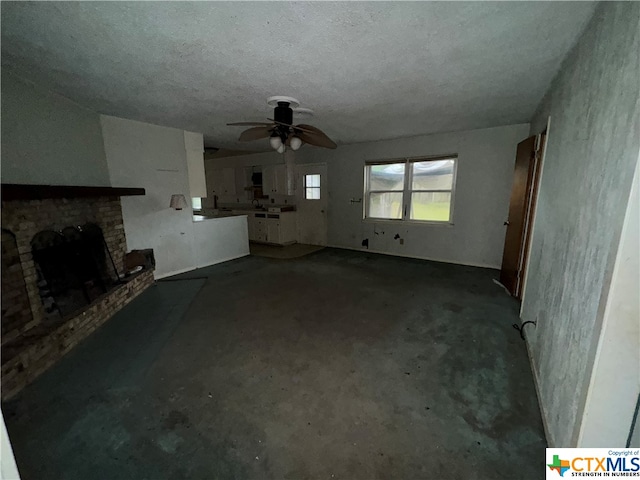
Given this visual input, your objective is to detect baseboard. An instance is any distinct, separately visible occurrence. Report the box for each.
[327,245,500,270]
[154,252,250,280]
[524,335,554,447]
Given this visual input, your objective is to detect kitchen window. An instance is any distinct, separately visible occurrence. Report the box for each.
[364,156,457,223]
[304,174,321,200]
[192,197,202,212]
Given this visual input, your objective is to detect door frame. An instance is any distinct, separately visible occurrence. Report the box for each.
[500,127,548,299]
[516,131,546,298]
[520,117,551,304]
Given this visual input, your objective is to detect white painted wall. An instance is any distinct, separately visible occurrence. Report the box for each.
[184,131,207,198]
[191,215,249,269]
[579,156,639,447]
[102,116,249,278]
[306,124,529,268]
[1,71,110,186]
[521,2,640,447]
[210,124,528,268]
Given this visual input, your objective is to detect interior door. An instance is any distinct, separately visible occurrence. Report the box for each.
[296,163,328,246]
[500,135,540,297]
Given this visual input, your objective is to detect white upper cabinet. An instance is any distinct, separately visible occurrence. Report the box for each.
[184,131,207,198]
[211,167,237,196]
[263,164,288,196]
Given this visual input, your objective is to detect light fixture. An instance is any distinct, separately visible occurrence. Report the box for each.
[289,136,302,151]
[169,194,188,210]
[269,135,282,150]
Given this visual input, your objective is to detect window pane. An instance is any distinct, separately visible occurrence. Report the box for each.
[192,197,202,210]
[305,174,320,188]
[411,160,454,190]
[305,187,320,200]
[368,163,405,191]
[369,192,403,219]
[410,192,451,221]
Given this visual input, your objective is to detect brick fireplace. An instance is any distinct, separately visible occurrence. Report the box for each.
[1,185,153,399]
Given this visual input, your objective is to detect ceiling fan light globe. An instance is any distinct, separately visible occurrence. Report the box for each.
[289,136,303,151]
[269,136,282,150]
[276,144,285,154]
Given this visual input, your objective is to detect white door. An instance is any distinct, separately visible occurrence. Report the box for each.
[296,163,328,246]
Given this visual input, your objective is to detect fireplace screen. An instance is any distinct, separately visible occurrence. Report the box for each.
[31,223,118,318]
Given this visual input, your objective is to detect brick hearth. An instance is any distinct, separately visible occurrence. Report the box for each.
[1,195,153,400]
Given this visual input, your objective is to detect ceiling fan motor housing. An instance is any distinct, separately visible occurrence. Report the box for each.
[274,102,293,140]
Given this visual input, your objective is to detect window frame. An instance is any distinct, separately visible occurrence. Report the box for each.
[304,174,321,200]
[363,155,458,225]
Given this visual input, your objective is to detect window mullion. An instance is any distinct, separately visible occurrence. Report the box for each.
[403,160,412,221]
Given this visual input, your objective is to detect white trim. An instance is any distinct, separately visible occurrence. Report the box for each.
[525,334,555,447]
[1,412,21,480]
[327,245,499,270]
[520,116,551,311]
[363,157,458,224]
[362,218,455,227]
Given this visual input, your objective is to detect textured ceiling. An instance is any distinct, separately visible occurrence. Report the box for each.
[1,2,596,150]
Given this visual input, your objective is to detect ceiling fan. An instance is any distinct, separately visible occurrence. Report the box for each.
[227,96,337,153]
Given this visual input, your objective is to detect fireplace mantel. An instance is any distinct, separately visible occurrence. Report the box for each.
[1,183,145,201]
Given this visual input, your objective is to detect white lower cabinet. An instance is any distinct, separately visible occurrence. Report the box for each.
[247,212,296,245]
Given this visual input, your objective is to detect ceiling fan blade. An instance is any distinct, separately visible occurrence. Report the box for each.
[238,126,273,142]
[227,122,274,127]
[295,124,337,149]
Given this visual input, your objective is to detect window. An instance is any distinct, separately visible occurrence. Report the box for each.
[304,174,321,200]
[364,156,456,223]
[192,197,202,212]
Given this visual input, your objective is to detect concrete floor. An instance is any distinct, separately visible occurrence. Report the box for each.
[3,249,546,479]
[249,242,325,259]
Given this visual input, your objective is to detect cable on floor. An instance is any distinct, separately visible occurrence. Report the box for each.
[513,321,536,340]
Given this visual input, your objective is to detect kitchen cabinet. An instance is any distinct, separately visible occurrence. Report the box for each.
[251,216,268,243]
[245,211,296,245]
[211,167,236,196]
[262,164,288,196]
[267,216,282,244]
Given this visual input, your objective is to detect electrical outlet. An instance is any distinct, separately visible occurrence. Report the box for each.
[400,238,404,245]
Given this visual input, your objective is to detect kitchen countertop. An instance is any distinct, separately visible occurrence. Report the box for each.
[193,208,296,221]
[192,213,247,222]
